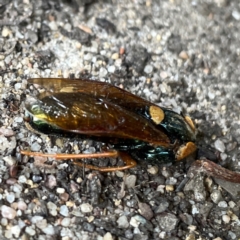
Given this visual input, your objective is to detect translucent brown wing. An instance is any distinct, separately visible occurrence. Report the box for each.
[26,91,171,147]
[28,78,156,110]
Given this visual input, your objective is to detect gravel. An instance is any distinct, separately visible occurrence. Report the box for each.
[1,0,240,239]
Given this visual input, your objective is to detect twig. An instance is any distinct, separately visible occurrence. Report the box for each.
[189,159,240,183]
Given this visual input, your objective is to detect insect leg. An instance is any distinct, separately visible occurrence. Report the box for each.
[21,150,118,159]
[72,151,137,172]
[20,150,137,172]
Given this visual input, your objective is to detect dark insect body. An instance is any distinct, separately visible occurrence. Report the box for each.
[21,78,197,172]
[21,78,240,183]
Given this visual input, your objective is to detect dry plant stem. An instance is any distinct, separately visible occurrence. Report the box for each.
[21,150,137,172]
[191,159,240,183]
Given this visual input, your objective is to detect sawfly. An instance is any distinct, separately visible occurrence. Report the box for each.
[21,78,196,172]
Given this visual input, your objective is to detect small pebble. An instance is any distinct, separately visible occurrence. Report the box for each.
[84,53,93,61]
[76,177,83,183]
[210,190,223,204]
[214,139,226,153]
[232,10,240,20]
[62,237,71,240]
[0,136,15,154]
[48,21,58,31]
[191,205,199,215]
[1,218,8,226]
[6,178,17,185]
[220,152,227,161]
[66,201,75,207]
[4,229,12,239]
[14,83,22,91]
[1,205,16,219]
[111,53,119,60]
[107,65,115,73]
[222,215,230,224]
[130,216,140,228]
[87,216,94,223]
[71,181,80,192]
[115,171,124,178]
[103,232,113,240]
[125,175,137,188]
[119,47,125,55]
[56,187,65,194]
[228,231,236,239]
[18,175,27,184]
[138,202,153,220]
[161,168,171,178]
[60,192,69,202]
[47,202,58,216]
[160,71,168,80]
[31,216,44,224]
[144,65,153,74]
[147,166,158,175]
[165,185,174,192]
[179,51,189,60]
[60,205,69,217]
[159,232,166,239]
[36,219,47,229]
[61,218,71,227]
[12,183,23,193]
[26,179,34,188]
[117,215,129,228]
[229,201,236,208]
[218,201,228,208]
[25,226,36,236]
[2,26,11,37]
[11,225,21,238]
[46,175,57,189]
[179,213,193,225]
[3,156,16,165]
[41,224,55,235]
[156,185,165,193]
[156,213,179,232]
[155,199,169,213]
[188,225,197,232]
[31,142,41,152]
[99,67,108,78]
[0,127,15,137]
[231,214,238,221]
[25,30,38,43]
[132,215,147,225]
[80,203,93,213]
[166,177,177,185]
[6,192,15,203]
[185,233,196,240]
[32,175,43,183]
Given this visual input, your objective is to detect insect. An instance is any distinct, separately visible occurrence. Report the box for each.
[21,78,197,172]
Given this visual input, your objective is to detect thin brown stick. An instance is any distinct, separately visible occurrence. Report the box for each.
[189,159,240,183]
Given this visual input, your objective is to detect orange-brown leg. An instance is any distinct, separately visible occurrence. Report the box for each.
[72,151,137,172]
[20,150,137,172]
[21,150,118,159]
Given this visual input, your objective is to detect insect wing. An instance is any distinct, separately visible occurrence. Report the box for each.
[28,78,155,109]
[28,78,196,143]
[26,91,171,147]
